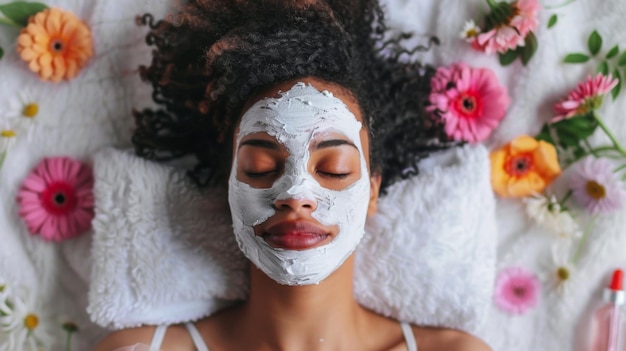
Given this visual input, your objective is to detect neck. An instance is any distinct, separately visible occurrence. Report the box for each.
[241,255,366,350]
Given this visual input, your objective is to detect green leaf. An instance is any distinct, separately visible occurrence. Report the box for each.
[612,69,622,100]
[499,49,519,66]
[597,61,609,75]
[570,145,587,161]
[588,30,602,56]
[535,124,555,145]
[552,113,598,147]
[606,45,620,59]
[520,32,538,65]
[0,2,48,27]
[619,51,626,66]
[0,47,3,61]
[564,53,590,63]
[547,14,558,29]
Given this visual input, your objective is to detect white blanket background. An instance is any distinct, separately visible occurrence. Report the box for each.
[0,0,625,350]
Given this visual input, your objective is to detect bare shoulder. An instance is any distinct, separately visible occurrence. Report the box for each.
[92,325,194,351]
[411,325,492,351]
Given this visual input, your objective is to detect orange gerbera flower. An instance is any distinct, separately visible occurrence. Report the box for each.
[17,8,94,82]
[490,135,561,197]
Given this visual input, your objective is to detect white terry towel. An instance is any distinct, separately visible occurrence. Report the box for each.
[88,143,496,333]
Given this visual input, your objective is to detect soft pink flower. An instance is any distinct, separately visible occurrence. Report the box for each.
[553,74,619,122]
[475,26,523,54]
[494,266,540,314]
[471,0,540,54]
[428,63,510,143]
[510,0,540,38]
[570,157,626,215]
[16,157,94,241]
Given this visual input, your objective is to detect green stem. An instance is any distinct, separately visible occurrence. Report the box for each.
[65,331,73,351]
[0,17,19,27]
[594,113,626,157]
[543,0,577,9]
[559,190,572,207]
[584,139,599,157]
[0,149,7,171]
[572,216,596,264]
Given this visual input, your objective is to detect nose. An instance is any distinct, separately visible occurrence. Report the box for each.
[273,196,317,213]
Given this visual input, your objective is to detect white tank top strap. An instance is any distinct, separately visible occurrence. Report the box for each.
[400,322,418,351]
[149,325,168,351]
[184,322,210,351]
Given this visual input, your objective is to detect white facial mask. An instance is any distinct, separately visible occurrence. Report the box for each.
[228,82,371,286]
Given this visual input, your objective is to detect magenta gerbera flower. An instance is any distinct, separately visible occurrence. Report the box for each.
[16,157,94,241]
[428,63,510,143]
[553,74,618,122]
[494,266,540,315]
[570,157,626,215]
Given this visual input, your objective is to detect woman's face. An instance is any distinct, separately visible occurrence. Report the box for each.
[227,78,380,286]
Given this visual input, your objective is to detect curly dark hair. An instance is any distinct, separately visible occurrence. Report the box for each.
[132,0,451,192]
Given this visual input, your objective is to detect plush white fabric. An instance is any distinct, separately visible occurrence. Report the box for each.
[88,144,496,332]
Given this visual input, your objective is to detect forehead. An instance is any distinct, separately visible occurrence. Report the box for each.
[236,82,363,143]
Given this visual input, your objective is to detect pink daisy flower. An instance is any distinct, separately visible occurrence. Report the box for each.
[494,266,540,314]
[553,74,619,122]
[570,157,626,215]
[428,63,510,143]
[472,0,540,54]
[16,157,94,241]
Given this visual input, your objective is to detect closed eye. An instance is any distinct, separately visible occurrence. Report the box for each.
[317,171,350,179]
[245,170,279,178]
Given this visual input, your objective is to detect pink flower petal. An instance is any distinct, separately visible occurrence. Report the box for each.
[16,157,94,241]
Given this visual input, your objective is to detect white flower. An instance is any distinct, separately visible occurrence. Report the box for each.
[0,284,54,351]
[0,89,47,142]
[541,243,577,297]
[524,193,581,239]
[460,19,481,41]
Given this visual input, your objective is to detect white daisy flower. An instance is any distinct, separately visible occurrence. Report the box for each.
[0,284,54,351]
[541,243,577,297]
[0,88,48,142]
[459,19,481,41]
[524,193,581,239]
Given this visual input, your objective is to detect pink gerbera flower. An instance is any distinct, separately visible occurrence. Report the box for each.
[472,0,540,54]
[428,63,510,143]
[570,157,626,215]
[16,157,94,241]
[494,266,540,314]
[553,74,619,122]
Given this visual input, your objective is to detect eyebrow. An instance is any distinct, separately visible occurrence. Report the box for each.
[239,139,279,150]
[313,139,358,151]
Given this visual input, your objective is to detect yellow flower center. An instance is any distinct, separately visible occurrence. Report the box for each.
[22,103,39,118]
[1,130,16,138]
[24,313,39,330]
[557,267,570,281]
[585,180,606,200]
[465,28,479,38]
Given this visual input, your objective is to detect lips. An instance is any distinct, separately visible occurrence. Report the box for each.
[262,221,330,250]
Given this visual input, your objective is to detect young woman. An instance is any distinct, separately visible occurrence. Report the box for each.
[94,0,492,350]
